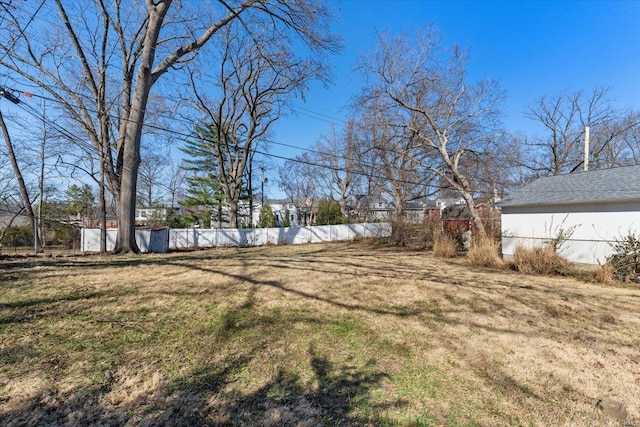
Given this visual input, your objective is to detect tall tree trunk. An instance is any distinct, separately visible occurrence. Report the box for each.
[0,109,41,252]
[443,147,487,238]
[460,190,486,237]
[116,134,140,253]
[38,118,46,249]
[229,199,238,229]
[114,2,168,254]
[248,154,253,228]
[99,164,107,253]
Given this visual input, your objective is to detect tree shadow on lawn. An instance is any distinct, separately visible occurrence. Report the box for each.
[0,345,401,426]
[0,244,424,282]
[159,258,423,318]
[143,252,635,352]
[0,287,138,326]
[0,251,211,279]
[5,244,634,350]
[438,332,600,425]
[3,245,634,424]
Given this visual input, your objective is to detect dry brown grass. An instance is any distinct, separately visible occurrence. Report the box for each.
[513,243,569,275]
[592,263,615,284]
[467,235,504,268]
[433,230,457,258]
[1,242,640,426]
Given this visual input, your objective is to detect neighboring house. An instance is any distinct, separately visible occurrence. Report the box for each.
[183,201,253,228]
[367,199,396,222]
[269,199,297,227]
[85,217,118,228]
[252,196,433,226]
[183,199,307,229]
[442,204,472,234]
[440,202,500,236]
[251,199,314,227]
[424,200,442,222]
[424,198,466,222]
[497,165,640,267]
[345,194,369,220]
[135,206,181,226]
[366,198,431,224]
[405,201,427,223]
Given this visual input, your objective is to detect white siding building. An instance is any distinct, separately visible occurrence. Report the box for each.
[251,200,312,227]
[497,165,640,267]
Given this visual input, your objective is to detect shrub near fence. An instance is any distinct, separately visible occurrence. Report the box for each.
[81,223,392,253]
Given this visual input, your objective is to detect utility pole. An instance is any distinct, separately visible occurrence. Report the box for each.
[260,167,268,206]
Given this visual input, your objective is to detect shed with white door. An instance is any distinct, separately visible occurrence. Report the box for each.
[497,165,640,267]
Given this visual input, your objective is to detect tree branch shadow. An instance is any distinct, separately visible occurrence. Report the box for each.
[0,344,402,426]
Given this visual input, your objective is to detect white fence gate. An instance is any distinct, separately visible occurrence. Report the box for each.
[81,228,169,253]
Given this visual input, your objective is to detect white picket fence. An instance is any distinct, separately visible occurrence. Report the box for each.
[81,223,391,253]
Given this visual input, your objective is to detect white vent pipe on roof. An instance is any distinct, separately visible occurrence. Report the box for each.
[584,126,590,171]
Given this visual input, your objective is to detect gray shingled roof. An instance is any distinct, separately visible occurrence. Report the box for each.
[497,165,640,207]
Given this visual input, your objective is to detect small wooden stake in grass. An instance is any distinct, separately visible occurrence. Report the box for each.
[596,397,627,422]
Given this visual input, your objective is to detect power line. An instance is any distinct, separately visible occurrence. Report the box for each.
[7,87,417,185]
[0,0,46,66]
[15,89,438,188]
[3,78,502,195]
[290,105,348,127]
[3,81,503,200]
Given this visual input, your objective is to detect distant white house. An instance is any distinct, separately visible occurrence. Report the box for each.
[367,199,396,221]
[497,165,640,267]
[135,207,180,226]
[251,199,315,227]
[250,196,464,226]
[366,197,465,223]
[261,199,296,226]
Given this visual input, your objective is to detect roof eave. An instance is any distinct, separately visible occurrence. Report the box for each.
[498,197,640,209]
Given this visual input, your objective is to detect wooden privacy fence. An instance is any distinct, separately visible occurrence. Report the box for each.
[81,223,392,253]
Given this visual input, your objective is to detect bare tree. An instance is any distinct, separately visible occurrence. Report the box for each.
[357,108,435,221]
[606,111,640,166]
[357,27,504,236]
[0,169,25,246]
[0,108,40,251]
[313,120,362,216]
[190,22,330,228]
[517,87,630,178]
[0,0,338,252]
[278,153,319,225]
[166,159,187,209]
[137,150,170,208]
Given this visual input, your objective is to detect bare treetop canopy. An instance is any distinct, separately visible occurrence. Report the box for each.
[355,26,506,236]
[0,0,340,253]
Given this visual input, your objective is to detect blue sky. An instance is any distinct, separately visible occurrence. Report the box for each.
[266,0,640,192]
[4,1,638,201]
